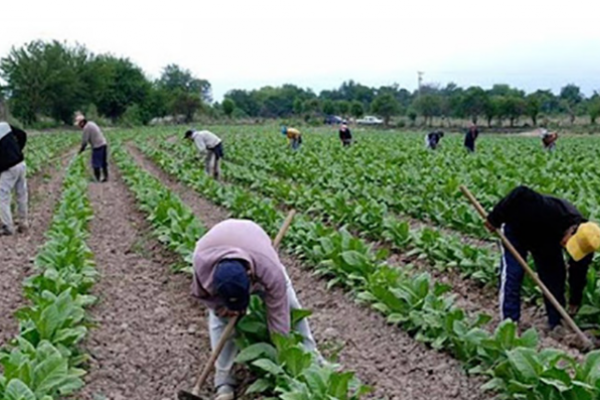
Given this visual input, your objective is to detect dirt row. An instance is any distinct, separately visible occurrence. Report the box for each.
[126,144,487,400]
[0,158,71,346]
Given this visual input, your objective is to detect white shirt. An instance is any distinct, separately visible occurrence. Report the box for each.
[192,130,222,153]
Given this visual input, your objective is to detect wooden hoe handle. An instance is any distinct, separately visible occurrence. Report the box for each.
[459,185,593,349]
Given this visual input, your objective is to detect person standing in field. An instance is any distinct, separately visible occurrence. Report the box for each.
[425,130,444,150]
[191,219,322,400]
[0,122,28,235]
[464,123,479,152]
[540,128,558,151]
[339,122,352,147]
[281,126,302,150]
[184,129,224,180]
[485,186,600,330]
[76,113,109,182]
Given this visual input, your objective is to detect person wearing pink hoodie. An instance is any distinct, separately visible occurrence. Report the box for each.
[191,219,320,400]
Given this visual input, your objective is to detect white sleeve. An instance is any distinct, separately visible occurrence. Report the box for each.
[194,135,207,153]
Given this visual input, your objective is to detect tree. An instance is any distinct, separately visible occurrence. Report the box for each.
[322,100,336,116]
[170,90,202,123]
[337,100,350,117]
[412,94,442,126]
[85,55,151,122]
[350,101,364,119]
[460,87,488,124]
[589,94,600,124]
[293,98,304,115]
[500,96,526,127]
[560,84,583,124]
[371,93,399,126]
[482,96,500,127]
[159,64,212,102]
[525,93,542,126]
[222,98,235,118]
[1,40,89,124]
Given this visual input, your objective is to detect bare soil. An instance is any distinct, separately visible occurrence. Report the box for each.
[0,159,69,346]
[79,168,211,400]
[128,144,489,400]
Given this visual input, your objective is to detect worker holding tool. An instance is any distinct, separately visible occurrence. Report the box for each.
[75,113,109,182]
[339,122,352,147]
[464,123,479,152]
[281,126,302,150]
[425,130,444,150]
[540,128,558,151]
[485,186,600,331]
[191,219,320,400]
[0,122,28,235]
[185,129,224,180]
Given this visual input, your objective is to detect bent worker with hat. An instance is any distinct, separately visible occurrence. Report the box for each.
[485,185,600,330]
[75,113,109,182]
[281,126,302,150]
[191,219,321,400]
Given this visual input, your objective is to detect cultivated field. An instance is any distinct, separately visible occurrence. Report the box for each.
[1,126,600,400]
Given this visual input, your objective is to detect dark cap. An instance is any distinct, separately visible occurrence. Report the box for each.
[214,259,250,311]
[184,130,194,139]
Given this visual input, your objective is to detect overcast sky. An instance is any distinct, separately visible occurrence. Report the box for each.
[2,0,599,101]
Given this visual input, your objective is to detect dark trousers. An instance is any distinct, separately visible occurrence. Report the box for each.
[500,224,566,328]
[91,145,108,181]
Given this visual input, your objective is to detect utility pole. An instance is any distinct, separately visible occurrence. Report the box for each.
[417,71,424,96]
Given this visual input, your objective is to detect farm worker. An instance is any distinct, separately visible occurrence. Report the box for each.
[339,122,352,147]
[76,113,109,182]
[281,126,302,150]
[485,186,600,330]
[0,122,28,235]
[191,219,321,400]
[540,128,558,151]
[184,129,224,180]
[464,123,479,152]
[425,130,444,150]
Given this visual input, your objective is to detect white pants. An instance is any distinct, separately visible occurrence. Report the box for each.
[0,162,28,232]
[209,274,319,388]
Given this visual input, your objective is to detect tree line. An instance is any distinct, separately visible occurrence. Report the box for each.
[0,40,210,126]
[224,81,600,127]
[1,40,600,127]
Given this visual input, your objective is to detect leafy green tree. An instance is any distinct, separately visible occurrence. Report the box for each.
[560,84,583,124]
[293,97,304,115]
[159,64,212,102]
[350,101,364,119]
[371,93,399,126]
[460,86,488,124]
[85,55,151,122]
[482,95,500,127]
[1,40,89,124]
[337,100,350,117]
[499,96,526,127]
[322,100,336,116]
[222,98,235,118]
[588,95,600,124]
[170,90,202,123]
[525,93,542,126]
[413,94,442,126]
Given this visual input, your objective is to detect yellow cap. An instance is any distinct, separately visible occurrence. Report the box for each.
[566,222,600,261]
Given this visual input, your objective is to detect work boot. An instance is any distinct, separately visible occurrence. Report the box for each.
[214,384,234,400]
[101,167,109,182]
[1,225,14,236]
[17,221,29,234]
[93,168,101,182]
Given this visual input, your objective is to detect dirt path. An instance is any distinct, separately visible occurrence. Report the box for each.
[79,167,210,400]
[0,158,70,345]
[128,144,488,400]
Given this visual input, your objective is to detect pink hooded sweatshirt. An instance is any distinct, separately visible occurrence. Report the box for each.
[191,219,290,334]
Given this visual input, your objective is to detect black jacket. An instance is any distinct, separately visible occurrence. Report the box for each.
[488,185,584,249]
[0,125,27,173]
[339,127,352,141]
